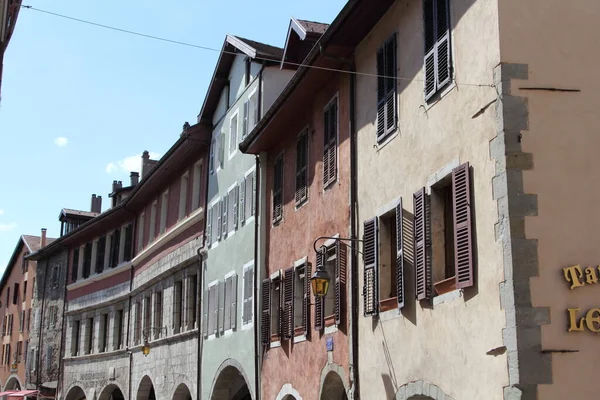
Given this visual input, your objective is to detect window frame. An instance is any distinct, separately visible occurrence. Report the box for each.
[376,33,398,143]
[322,93,339,189]
[423,0,453,101]
[207,279,219,340]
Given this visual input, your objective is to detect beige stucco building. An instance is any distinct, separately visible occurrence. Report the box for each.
[354,0,597,399]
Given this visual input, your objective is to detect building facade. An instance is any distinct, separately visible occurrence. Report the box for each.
[198,34,293,400]
[0,232,51,393]
[0,0,21,100]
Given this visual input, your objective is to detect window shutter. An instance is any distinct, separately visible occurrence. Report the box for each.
[224,277,231,331]
[211,286,218,335]
[251,171,257,218]
[303,263,311,336]
[323,102,337,187]
[222,196,228,238]
[384,35,397,134]
[363,218,379,316]
[323,110,330,186]
[206,207,212,245]
[453,162,474,289]
[219,131,225,169]
[396,199,405,309]
[295,131,308,205]
[314,251,324,331]
[239,179,246,226]
[436,0,451,88]
[203,290,209,337]
[334,242,347,326]
[245,174,253,221]
[283,268,294,339]
[230,274,237,330]
[260,279,270,345]
[273,155,283,223]
[217,201,222,240]
[218,281,225,334]
[233,185,239,229]
[423,0,436,100]
[414,187,431,300]
[243,268,253,325]
[242,101,249,138]
[376,47,386,138]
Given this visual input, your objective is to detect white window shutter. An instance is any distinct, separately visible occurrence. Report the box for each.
[230,274,238,330]
[239,179,246,226]
[224,277,231,331]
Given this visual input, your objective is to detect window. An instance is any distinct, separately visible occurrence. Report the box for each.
[173,281,183,334]
[206,206,212,245]
[26,309,31,332]
[83,242,92,279]
[241,262,254,329]
[149,201,157,242]
[205,281,219,338]
[95,236,106,274]
[323,97,338,187]
[71,247,80,282]
[4,344,10,365]
[143,296,151,337]
[221,195,228,239]
[229,113,239,157]
[323,247,336,319]
[99,314,108,353]
[431,176,455,287]
[240,169,256,225]
[282,264,309,340]
[21,252,28,273]
[153,292,163,339]
[134,301,141,345]
[210,138,216,174]
[245,57,251,86]
[223,273,237,332]
[19,311,24,332]
[179,173,189,221]
[16,341,22,363]
[160,191,169,234]
[217,130,225,170]
[45,345,52,370]
[123,224,133,262]
[192,162,203,210]
[273,153,284,224]
[268,275,281,342]
[109,229,120,268]
[295,130,309,206]
[187,275,198,330]
[114,310,124,350]
[2,315,5,336]
[376,34,397,141]
[248,91,259,132]
[7,314,12,336]
[13,283,18,304]
[85,317,94,355]
[72,320,81,355]
[314,242,346,330]
[23,281,27,299]
[216,199,222,241]
[227,184,239,235]
[137,214,145,252]
[5,288,9,308]
[423,0,452,100]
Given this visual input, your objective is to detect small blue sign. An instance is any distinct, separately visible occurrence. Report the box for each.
[326,337,334,352]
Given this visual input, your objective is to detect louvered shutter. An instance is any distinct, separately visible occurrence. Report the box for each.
[239,179,246,226]
[217,200,222,240]
[323,102,337,186]
[242,101,249,138]
[314,251,324,331]
[206,207,212,245]
[384,35,397,134]
[396,199,405,309]
[273,156,283,223]
[260,279,270,345]
[295,131,308,205]
[414,187,431,300]
[335,242,347,325]
[243,268,253,325]
[211,286,218,335]
[283,268,294,339]
[363,218,378,316]
[323,110,330,186]
[376,47,386,138]
[218,281,225,334]
[230,274,238,330]
[222,195,228,238]
[202,289,209,337]
[453,162,474,289]
[423,0,436,100]
[423,0,451,100]
[303,263,311,336]
[224,277,231,331]
[436,0,451,88]
[219,131,225,169]
[251,172,256,218]
[233,185,239,229]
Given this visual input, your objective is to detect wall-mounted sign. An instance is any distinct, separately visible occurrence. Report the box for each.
[563,265,600,332]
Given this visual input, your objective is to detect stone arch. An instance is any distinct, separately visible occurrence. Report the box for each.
[318,363,349,400]
[395,380,454,400]
[65,385,87,400]
[98,383,126,400]
[171,383,192,400]
[136,376,156,400]
[275,383,302,400]
[209,358,252,400]
[4,374,21,391]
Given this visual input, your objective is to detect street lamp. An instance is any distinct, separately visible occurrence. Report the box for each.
[311,246,330,297]
[141,327,167,356]
[10,352,18,371]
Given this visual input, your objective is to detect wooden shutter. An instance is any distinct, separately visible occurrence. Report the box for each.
[314,251,324,331]
[218,280,225,334]
[396,199,405,309]
[243,268,253,325]
[283,268,294,339]
[224,277,231,331]
[363,218,378,316]
[277,280,283,340]
[211,285,218,335]
[423,0,451,100]
[295,131,308,205]
[124,225,133,261]
[239,179,246,226]
[273,155,283,223]
[242,101,249,138]
[453,162,474,289]
[376,46,386,138]
[233,185,239,229]
[260,279,270,345]
[251,171,257,218]
[203,289,209,337]
[206,207,212,245]
[217,200,222,240]
[219,131,225,169]
[414,187,431,300]
[384,35,397,133]
[222,195,228,237]
[334,242,347,325]
[323,101,337,186]
[423,0,437,100]
[303,263,311,336]
[436,0,451,88]
[230,274,238,330]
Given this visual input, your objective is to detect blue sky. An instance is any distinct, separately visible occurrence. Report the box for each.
[0,0,346,271]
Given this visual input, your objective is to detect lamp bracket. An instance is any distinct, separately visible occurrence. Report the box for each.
[312,236,364,256]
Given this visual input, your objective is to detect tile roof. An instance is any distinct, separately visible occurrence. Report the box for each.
[234,36,284,60]
[296,19,329,35]
[22,235,56,253]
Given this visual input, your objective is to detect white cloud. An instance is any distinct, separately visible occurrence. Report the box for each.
[54,137,69,147]
[106,152,160,175]
[0,223,17,232]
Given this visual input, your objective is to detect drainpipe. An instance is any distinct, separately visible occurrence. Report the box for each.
[56,249,69,400]
[197,247,206,400]
[349,63,360,400]
[253,154,261,400]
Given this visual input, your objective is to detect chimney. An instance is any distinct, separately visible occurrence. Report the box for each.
[41,228,47,247]
[141,151,150,178]
[91,194,102,213]
[130,172,139,186]
[112,180,122,193]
